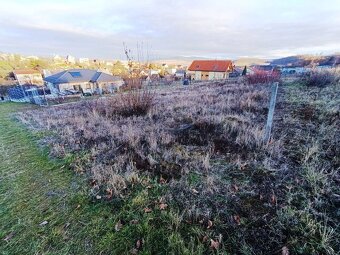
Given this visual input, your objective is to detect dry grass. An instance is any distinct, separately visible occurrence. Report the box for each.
[17,81,340,254]
[19,83,272,192]
[298,69,340,88]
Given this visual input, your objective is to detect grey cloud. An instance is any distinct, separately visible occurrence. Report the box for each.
[1,0,340,59]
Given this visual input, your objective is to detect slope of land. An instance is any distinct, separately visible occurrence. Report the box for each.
[1,80,339,254]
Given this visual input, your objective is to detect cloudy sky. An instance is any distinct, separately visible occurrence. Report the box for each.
[1,0,340,60]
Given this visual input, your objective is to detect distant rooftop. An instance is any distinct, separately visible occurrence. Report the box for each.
[188,60,233,72]
[44,69,121,84]
[13,69,41,75]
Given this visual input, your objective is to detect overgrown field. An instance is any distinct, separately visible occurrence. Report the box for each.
[11,81,340,254]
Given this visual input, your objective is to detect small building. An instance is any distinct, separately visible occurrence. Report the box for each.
[12,69,44,86]
[167,68,177,75]
[188,60,233,80]
[174,69,186,79]
[53,54,63,62]
[79,58,90,64]
[280,66,309,75]
[66,55,76,64]
[44,69,124,94]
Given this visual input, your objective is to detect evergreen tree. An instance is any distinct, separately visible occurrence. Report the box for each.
[242,66,247,76]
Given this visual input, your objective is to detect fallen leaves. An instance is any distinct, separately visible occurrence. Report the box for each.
[39,220,48,226]
[143,207,152,213]
[207,220,213,229]
[131,239,144,254]
[106,188,113,199]
[3,232,15,242]
[192,188,199,194]
[282,246,289,255]
[231,184,239,192]
[130,248,138,255]
[136,239,143,249]
[159,203,168,210]
[210,239,220,250]
[239,162,248,170]
[115,220,123,232]
[202,235,209,243]
[130,219,139,225]
[233,215,241,225]
[159,176,167,184]
[271,194,277,205]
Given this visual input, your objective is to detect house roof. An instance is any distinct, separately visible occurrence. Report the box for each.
[188,60,233,72]
[13,69,41,75]
[44,69,121,84]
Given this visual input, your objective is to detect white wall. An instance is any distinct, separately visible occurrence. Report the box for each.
[194,71,201,80]
[208,72,225,80]
[15,73,44,85]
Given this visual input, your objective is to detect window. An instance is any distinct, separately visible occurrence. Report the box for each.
[69,72,82,78]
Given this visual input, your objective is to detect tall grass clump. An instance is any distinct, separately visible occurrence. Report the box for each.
[86,89,155,118]
[116,89,155,117]
[299,69,339,88]
[247,70,281,84]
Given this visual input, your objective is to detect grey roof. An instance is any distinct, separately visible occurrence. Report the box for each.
[44,69,121,84]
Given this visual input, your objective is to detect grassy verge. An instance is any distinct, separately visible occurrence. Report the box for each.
[0,103,110,254]
[0,102,206,255]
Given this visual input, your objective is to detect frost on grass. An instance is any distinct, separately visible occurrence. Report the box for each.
[18,81,340,254]
[19,83,272,195]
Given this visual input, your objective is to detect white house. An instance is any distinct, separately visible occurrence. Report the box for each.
[79,58,90,64]
[12,69,44,86]
[66,55,76,64]
[44,69,124,94]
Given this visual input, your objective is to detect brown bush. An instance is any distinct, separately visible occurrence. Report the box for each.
[299,69,339,88]
[122,78,143,90]
[115,89,155,117]
[247,70,281,85]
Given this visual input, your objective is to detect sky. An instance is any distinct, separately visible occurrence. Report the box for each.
[0,0,340,60]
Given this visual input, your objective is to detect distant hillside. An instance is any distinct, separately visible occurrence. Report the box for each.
[156,56,212,67]
[270,54,340,67]
[233,58,270,67]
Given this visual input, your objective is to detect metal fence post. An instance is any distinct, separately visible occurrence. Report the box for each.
[264,82,279,144]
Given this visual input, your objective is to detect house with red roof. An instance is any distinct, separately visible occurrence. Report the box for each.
[188,60,234,80]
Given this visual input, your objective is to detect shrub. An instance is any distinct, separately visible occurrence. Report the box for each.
[83,89,155,118]
[247,70,280,84]
[115,89,155,117]
[122,78,143,90]
[300,70,339,88]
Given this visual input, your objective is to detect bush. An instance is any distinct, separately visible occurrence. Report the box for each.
[114,89,155,117]
[123,78,143,90]
[247,70,280,84]
[84,89,155,118]
[300,70,339,88]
